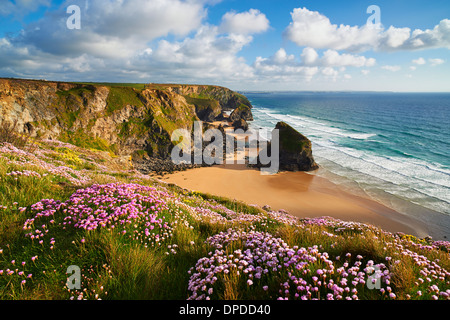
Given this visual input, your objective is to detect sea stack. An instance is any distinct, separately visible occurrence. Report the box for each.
[276,121,319,172]
[254,121,318,172]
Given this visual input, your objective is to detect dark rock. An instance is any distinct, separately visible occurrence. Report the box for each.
[252,121,318,173]
[276,121,318,171]
[232,118,249,131]
[132,155,203,175]
[229,104,253,122]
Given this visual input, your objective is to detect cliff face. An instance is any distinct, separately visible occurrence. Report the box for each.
[0,78,253,159]
[166,84,252,122]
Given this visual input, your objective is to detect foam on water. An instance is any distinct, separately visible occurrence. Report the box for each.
[250,102,450,218]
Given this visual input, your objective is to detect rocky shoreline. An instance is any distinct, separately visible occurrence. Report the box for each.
[133,119,319,176]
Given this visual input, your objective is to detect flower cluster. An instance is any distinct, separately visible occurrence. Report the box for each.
[66,264,112,300]
[0,250,35,291]
[176,197,302,229]
[23,183,174,248]
[386,237,450,299]
[279,253,391,300]
[187,229,393,300]
[6,170,42,178]
[188,229,289,300]
[1,142,90,185]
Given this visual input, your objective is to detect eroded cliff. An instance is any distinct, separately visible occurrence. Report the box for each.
[0,78,253,161]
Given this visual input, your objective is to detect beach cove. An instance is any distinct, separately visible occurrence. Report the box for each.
[161,161,438,238]
[159,111,450,241]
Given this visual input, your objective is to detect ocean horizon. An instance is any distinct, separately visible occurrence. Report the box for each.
[245,91,450,237]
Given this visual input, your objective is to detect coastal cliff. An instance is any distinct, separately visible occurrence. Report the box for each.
[0,78,252,162]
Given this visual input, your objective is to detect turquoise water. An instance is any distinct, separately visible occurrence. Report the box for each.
[244,92,450,223]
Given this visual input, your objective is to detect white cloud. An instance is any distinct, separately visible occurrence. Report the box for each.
[382,65,401,72]
[429,58,445,66]
[411,57,445,67]
[21,0,207,59]
[320,49,376,67]
[271,48,295,65]
[408,20,450,50]
[412,57,426,65]
[133,25,255,82]
[250,46,377,85]
[361,69,370,75]
[91,0,206,39]
[299,47,376,68]
[284,7,380,51]
[284,7,450,52]
[300,47,319,65]
[0,0,223,82]
[381,26,411,48]
[409,66,417,71]
[321,67,339,81]
[220,9,269,35]
[253,49,319,81]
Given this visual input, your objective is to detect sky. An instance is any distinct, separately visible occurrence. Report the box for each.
[0,0,449,92]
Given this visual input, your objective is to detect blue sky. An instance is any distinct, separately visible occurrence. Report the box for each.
[0,0,449,91]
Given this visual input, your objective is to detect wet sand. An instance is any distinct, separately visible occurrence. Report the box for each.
[161,162,432,238]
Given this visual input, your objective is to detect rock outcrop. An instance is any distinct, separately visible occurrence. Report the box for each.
[252,121,318,172]
[276,121,318,172]
[229,104,253,122]
[167,84,252,111]
[232,118,249,131]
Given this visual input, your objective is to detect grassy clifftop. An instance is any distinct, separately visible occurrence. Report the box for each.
[0,135,448,300]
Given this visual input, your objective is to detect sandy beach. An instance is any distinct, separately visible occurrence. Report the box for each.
[156,119,449,240]
[161,161,434,238]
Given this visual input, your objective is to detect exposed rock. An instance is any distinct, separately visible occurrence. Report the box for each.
[229,104,253,122]
[276,121,318,172]
[252,121,318,172]
[0,78,254,174]
[232,118,249,131]
[184,96,221,122]
[132,152,203,175]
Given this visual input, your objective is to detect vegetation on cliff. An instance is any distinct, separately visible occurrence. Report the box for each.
[229,103,253,122]
[0,78,253,161]
[276,121,319,171]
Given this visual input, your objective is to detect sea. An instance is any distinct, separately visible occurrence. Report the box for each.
[243,91,450,238]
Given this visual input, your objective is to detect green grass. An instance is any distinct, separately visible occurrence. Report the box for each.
[59,129,114,154]
[277,122,309,153]
[184,96,221,119]
[73,82,147,90]
[105,86,145,115]
[0,138,449,301]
